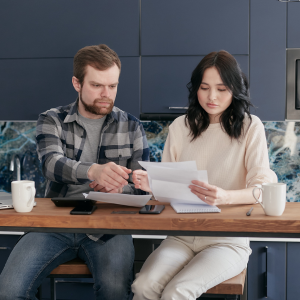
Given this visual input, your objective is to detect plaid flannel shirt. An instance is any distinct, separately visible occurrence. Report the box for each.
[36,99,149,198]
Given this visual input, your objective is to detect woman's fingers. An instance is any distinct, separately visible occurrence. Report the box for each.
[132,170,151,192]
[191,188,217,205]
[190,181,229,205]
[191,180,216,191]
[189,181,221,205]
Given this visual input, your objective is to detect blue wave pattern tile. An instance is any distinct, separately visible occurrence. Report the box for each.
[142,121,172,162]
[1,120,300,202]
[0,122,46,197]
[263,121,300,202]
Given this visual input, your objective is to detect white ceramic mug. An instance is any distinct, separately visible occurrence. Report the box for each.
[252,183,286,216]
[11,180,36,213]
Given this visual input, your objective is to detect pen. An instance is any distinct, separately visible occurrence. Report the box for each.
[246,207,253,216]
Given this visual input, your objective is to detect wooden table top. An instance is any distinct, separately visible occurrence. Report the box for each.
[1,199,300,238]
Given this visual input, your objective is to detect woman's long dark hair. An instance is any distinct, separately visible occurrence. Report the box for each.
[185,50,253,141]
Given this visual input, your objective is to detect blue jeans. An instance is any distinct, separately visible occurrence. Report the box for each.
[0,233,134,300]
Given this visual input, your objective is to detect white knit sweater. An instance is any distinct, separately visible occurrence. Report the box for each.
[162,114,277,191]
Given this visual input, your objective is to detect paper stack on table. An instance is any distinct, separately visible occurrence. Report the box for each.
[84,192,151,207]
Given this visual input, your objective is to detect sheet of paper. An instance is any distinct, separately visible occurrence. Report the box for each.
[152,179,208,205]
[138,161,209,205]
[147,167,207,185]
[138,161,197,171]
[84,192,151,208]
[138,161,200,191]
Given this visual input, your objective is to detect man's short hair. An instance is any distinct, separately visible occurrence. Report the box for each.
[73,44,121,86]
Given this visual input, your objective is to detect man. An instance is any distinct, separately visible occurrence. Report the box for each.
[0,44,149,300]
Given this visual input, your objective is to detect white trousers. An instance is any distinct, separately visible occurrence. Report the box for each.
[132,236,251,300]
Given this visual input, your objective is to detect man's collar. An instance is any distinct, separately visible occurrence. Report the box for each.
[63,98,118,124]
[63,99,80,124]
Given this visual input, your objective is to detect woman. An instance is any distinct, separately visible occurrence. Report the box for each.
[131,50,277,300]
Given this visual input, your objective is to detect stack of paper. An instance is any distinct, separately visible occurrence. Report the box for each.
[138,161,220,213]
[139,161,205,204]
[84,192,151,207]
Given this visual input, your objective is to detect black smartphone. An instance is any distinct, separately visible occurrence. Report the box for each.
[70,204,97,215]
[139,205,165,214]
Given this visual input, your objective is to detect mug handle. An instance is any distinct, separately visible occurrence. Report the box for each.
[252,186,267,213]
[252,186,262,203]
[26,186,36,207]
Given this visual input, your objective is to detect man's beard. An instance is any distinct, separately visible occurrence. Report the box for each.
[79,91,114,116]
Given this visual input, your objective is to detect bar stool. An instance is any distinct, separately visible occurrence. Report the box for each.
[199,268,246,300]
[37,258,93,300]
[41,259,245,300]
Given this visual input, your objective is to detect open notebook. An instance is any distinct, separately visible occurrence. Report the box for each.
[171,203,221,213]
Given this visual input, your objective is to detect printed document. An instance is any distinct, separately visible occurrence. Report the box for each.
[138,161,209,205]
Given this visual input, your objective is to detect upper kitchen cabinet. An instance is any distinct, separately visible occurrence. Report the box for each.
[115,57,140,118]
[287,3,300,48]
[250,0,286,121]
[0,0,139,58]
[0,57,139,120]
[0,58,76,120]
[141,0,249,56]
[141,55,248,114]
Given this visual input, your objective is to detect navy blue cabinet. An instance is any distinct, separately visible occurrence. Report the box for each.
[116,57,140,118]
[287,242,300,299]
[0,0,139,58]
[0,56,140,120]
[133,238,163,275]
[141,55,248,114]
[0,58,75,121]
[0,234,21,274]
[0,0,290,121]
[247,241,286,300]
[141,0,249,56]
[287,3,300,48]
[249,0,286,121]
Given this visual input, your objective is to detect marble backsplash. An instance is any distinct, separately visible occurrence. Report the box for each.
[0,121,299,201]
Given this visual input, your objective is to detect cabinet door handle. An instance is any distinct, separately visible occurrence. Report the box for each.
[264,246,268,298]
[0,247,10,250]
[168,107,188,110]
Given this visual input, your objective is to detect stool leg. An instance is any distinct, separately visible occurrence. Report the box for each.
[50,278,56,300]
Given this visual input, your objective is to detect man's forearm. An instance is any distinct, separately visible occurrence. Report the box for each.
[42,154,92,185]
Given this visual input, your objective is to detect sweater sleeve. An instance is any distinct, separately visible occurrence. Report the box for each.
[244,117,277,187]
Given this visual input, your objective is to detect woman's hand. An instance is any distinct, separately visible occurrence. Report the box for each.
[189,180,230,205]
[132,170,152,192]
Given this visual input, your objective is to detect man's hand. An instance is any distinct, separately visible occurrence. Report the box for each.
[88,162,131,190]
[89,181,123,194]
